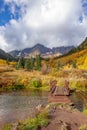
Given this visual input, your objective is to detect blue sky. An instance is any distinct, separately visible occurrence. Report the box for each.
[0,0,21,26]
[0,0,87,51]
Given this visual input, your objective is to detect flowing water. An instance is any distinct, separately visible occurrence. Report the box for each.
[0,90,49,127]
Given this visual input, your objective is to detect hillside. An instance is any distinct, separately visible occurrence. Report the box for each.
[52,38,87,69]
[9,44,74,58]
[78,37,87,49]
[67,37,87,54]
[49,49,87,70]
[0,49,15,61]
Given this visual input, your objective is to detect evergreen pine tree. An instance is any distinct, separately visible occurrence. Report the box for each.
[30,57,34,70]
[17,57,25,69]
[72,61,77,68]
[57,61,61,70]
[25,58,31,70]
[36,54,41,70]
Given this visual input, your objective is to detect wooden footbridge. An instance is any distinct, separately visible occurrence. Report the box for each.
[49,80,72,103]
[49,95,72,103]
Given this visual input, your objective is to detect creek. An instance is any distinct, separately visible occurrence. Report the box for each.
[0,90,87,127]
[0,90,48,127]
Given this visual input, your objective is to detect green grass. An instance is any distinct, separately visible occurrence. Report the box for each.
[3,125,11,130]
[3,111,49,130]
[17,111,49,130]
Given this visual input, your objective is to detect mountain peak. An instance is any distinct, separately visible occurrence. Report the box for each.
[9,44,74,58]
[34,43,45,48]
[31,43,51,54]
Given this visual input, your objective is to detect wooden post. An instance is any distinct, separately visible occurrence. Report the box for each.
[65,80,70,95]
[50,80,57,95]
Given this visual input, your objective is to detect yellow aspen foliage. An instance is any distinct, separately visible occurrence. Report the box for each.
[10,61,17,66]
[83,57,87,69]
[63,64,72,70]
[78,56,87,70]
[0,59,6,64]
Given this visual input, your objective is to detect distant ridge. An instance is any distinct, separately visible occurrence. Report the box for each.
[0,49,15,60]
[52,46,74,54]
[9,43,74,58]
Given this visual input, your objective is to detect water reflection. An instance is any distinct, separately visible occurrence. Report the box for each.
[70,91,87,111]
[0,90,48,127]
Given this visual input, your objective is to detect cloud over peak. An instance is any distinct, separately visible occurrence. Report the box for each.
[0,0,87,51]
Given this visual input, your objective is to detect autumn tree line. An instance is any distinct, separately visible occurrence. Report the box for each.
[16,49,87,71]
[16,54,77,72]
[16,54,41,71]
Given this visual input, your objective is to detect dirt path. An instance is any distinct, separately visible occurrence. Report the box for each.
[41,105,87,130]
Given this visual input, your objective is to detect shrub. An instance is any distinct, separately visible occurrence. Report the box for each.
[32,78,42,88]
[17,111,49,130]
[38,111,49,126]
[3,125,11,130]
[12,84,24,90]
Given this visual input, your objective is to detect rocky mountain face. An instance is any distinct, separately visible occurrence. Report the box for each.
[52,46,74,54]
[1,37,87,60]
[9,44,74,58]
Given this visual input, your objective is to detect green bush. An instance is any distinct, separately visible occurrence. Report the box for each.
[38,111,49,126]
[25,119,38,130]
[32,78,42,88]
[3,125,11,130]
[17,111,49,130]
[12,84,24,90]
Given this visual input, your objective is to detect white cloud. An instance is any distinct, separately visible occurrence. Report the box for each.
[0,27,8,50]
[0,0,87,51]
